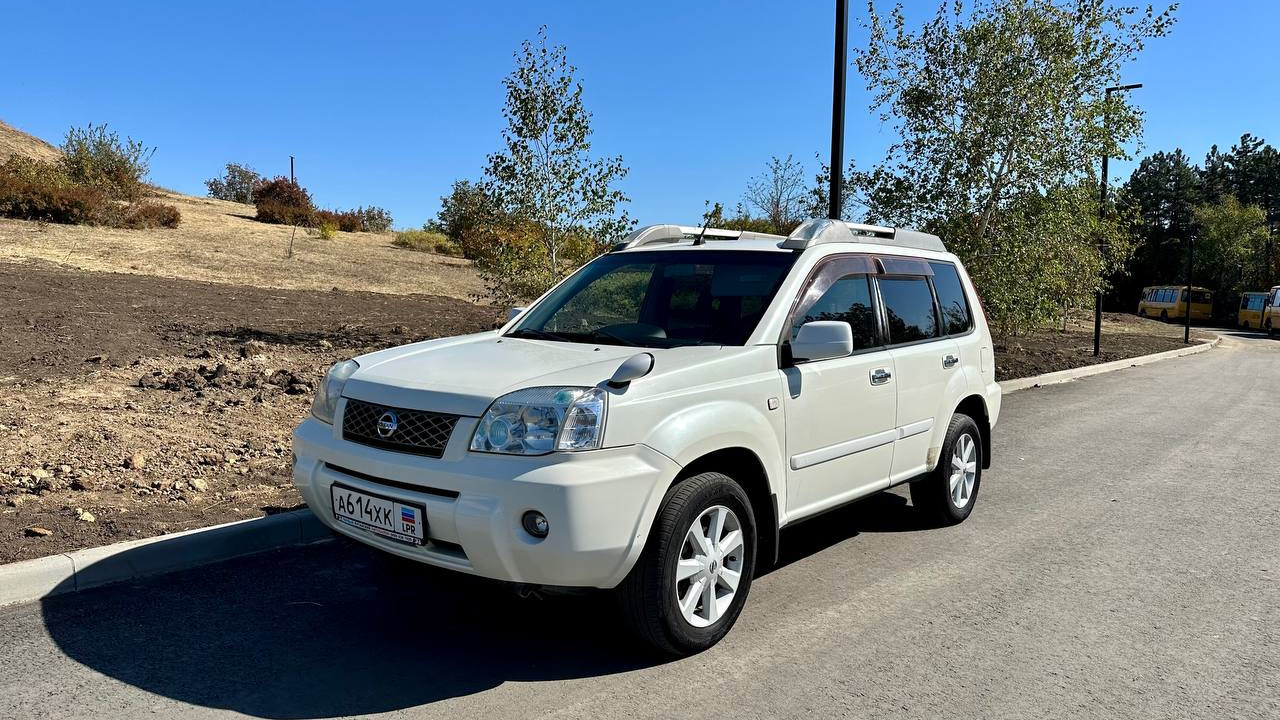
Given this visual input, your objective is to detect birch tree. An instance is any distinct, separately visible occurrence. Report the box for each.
[482,27,631,303]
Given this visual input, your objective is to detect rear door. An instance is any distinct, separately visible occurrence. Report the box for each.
[781,256,896,519]
[874,263,959,483]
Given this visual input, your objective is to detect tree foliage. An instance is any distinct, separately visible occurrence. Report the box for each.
[205,163,262,204]
[480,27,632,304]
[1192,196,1270,304]
[852,0,1176,334]
[742,155,807,234]
[58,122,155,200]
[434,179,500,259]
[1116,135,1280,312]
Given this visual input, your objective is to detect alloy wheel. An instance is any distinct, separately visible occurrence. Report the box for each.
[675,505,746,628]
[949,433,978,508]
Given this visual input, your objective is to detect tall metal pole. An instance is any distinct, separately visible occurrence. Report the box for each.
[829,0,848,220]
[1094,149,1109,356]
[290,155,295,185]
[1184,236,1193,344]
[1093,82,1142,357]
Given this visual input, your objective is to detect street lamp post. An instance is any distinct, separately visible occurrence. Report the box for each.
[1093,82,1142,357]
[829,0,849,221]
[1183,235,1193,344]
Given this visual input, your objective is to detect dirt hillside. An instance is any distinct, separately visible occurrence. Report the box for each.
[0,120,482,300]
[0,118,61,164]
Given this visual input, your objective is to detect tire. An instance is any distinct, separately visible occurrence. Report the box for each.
[1138,309,1147,318]
[1159,310,1169,322]
[910,414,982,526]
[617,472,757,656]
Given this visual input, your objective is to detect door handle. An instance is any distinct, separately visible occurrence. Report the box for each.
[870,368,892,385]
[943,354,959,369]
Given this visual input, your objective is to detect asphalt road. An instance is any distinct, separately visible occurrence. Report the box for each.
[2,333,1277,720]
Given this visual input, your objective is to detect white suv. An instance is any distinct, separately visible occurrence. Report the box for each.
[292,218,1001,654]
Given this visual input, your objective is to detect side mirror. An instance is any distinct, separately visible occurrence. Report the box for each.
[607,352,655,388]
[506,307,526,322]
[791,321,854,362]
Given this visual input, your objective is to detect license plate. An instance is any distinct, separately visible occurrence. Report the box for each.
[330,483,426,546]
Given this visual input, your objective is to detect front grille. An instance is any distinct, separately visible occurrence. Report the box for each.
[342,399,458,458]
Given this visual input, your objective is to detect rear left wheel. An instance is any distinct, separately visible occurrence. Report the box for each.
[910,414,982,526]
[617,472,756,656]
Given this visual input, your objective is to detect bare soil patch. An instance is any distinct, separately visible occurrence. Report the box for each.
[994,310,1215,381]
[0,261,1218,563]
[0,260,496,563]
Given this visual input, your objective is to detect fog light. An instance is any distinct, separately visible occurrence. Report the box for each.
[522,511,549,539]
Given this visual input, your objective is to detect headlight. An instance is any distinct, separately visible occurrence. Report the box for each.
[470,387,606,455]
[311,359,359,424]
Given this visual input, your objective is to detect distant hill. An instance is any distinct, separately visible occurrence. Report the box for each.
[0,119,61,163]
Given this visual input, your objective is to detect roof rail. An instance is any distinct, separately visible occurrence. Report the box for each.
[614,224,786,251]
[782,218,946,253]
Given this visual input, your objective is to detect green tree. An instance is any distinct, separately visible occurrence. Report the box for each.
[805,156,860,221]
[1192,196,1270,307]
[852,0,1176,333]
[481,27,631,303]
[434,179,499,259]
[58,123,154,200]
[1113,149,1202,302]
[742,155,807,234]
[205,163,262,204]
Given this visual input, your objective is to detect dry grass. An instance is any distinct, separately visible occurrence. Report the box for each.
[0,119,61,164]
[0,190,483,300]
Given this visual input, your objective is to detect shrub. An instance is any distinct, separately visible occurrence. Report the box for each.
[0,155,111,224]
[58,123,154,200]
[252,177,313,225]
[120,201,181,229]
[313,206,394,233]
[312,209,356,232]
[205,163,261,203]
[0,154,180,228]
[355,205,393,232]
[317,220,338,239]
[392,229,462,256]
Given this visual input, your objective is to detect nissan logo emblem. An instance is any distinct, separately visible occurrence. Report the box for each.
[376,410,399,438]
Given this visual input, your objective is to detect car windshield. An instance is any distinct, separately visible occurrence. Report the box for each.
[508,249,798,348]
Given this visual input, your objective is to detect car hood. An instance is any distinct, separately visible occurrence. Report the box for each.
[340,332,646,416]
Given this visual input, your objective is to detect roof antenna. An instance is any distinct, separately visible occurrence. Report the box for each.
[693,203,712,246]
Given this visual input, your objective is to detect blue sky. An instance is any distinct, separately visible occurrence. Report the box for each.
[1,1,1276,229]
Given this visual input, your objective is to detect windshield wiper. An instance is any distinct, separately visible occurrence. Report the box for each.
[506,327,570,342]
[585,329,641,347]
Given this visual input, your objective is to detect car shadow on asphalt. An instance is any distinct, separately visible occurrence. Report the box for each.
[39,538,657,719]
[38,489,930,718]
[770,489,932,573]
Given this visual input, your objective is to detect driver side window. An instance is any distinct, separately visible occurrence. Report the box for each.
[791,273,878,352]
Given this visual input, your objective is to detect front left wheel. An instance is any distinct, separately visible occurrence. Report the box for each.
[617,472,757,655]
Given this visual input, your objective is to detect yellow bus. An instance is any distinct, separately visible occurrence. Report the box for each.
[1238,291,1268,329]
[1138,285,1213,322]
[1264,285,1280,336]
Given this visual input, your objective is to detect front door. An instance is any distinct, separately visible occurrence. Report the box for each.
[781,262,896,520]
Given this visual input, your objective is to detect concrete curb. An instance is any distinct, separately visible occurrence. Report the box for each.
[1000,337,1219,394]
[0,509,329,607]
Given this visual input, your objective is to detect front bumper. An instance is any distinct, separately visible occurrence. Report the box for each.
[292,415,679,588]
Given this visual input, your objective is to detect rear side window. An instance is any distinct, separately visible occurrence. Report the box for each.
[791,274,878,351]
[929,262,973,335]
[878,277,939,344]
